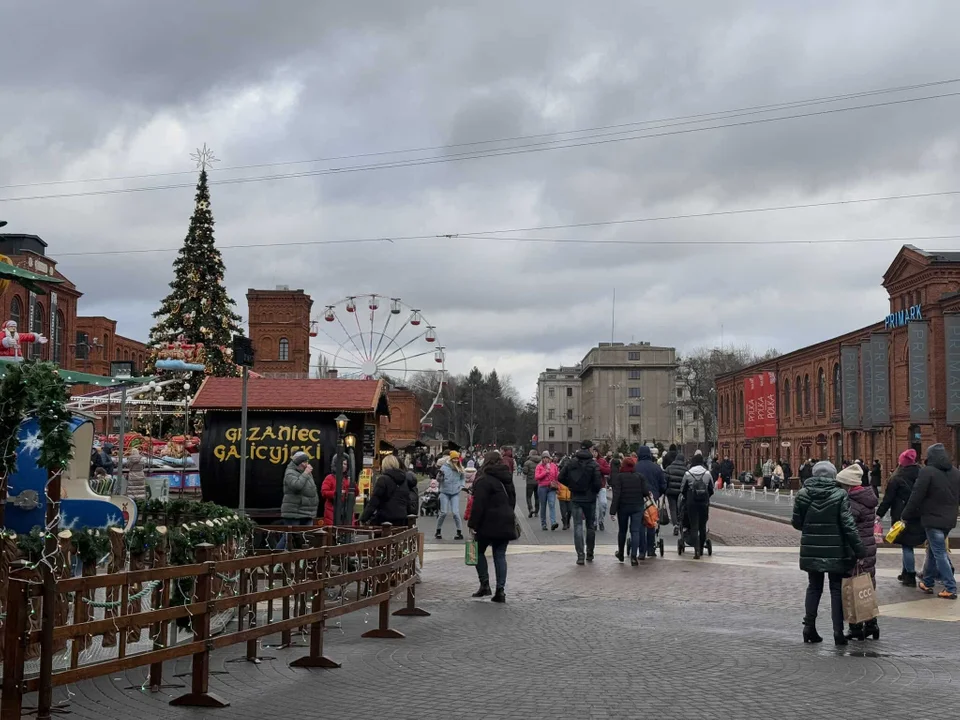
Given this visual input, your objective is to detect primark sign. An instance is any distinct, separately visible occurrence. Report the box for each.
[885,303,922,330]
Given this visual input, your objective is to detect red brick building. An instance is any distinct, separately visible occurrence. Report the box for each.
[0,234,147,374]
[717,245,960,481]
[246,287,313,378]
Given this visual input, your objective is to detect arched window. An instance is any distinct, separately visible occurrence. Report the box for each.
[116,348,121,361]
[279,338,289,362]
[832,363,841,411]
[53,310,64,365]
[10,296,22,329]
[795,376,802,418]
[783,378,791,418]
[817,368,826,415]
[803,374,811,415]
[30,301,44,360]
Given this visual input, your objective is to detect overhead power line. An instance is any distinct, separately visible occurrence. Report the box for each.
[459,234,960,247]
[3,90,960,204]
[51,187,960,257]
[3,76,959,192]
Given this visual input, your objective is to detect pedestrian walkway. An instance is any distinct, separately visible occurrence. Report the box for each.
[50,541,960,720]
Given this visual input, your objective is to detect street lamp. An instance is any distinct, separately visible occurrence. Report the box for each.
[333,413,349,531]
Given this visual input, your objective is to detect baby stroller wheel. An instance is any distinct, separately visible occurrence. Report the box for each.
[677,537,684,555]
[658,538,664,557]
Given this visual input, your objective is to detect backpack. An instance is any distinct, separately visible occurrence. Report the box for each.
[690,469,710,503]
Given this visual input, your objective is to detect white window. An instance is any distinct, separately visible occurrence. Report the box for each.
[548,408,555,420]
[548,427,555,438]
[279,338,290,361]
[548,387,555,398]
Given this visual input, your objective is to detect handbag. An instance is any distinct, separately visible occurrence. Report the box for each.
[841,569,879,624]
[884,520,905,544]
[499,481,522,540]
[464,539,479,566]
[657,496,670,526]
[642,497,658,529]
[873,518,884,544]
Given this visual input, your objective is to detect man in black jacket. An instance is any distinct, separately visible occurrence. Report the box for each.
[559,440,603,565]
[664,452,688,536]
[719,457,735,488]
[903,444,960,599]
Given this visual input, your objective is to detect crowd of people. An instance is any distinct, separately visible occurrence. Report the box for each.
[792,443,960,646]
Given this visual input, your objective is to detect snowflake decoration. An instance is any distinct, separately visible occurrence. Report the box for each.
[190,143,219,171]
[21,429,43,457]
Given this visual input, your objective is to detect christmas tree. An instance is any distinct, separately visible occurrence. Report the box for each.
[146,147,243,403]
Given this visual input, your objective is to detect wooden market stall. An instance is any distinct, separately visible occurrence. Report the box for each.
[190,376,390,521]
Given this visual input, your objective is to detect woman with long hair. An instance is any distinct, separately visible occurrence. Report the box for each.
[436,450,466,540]
[467,451,518,602]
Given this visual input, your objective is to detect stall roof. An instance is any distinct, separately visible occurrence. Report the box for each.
[0,358,152,386]
[191,376,389,415]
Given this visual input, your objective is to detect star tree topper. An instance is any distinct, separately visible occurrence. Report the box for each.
[190,143,219,171]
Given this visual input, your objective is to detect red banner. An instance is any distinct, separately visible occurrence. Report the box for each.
[744,372,777,438]
[764,371,778,437]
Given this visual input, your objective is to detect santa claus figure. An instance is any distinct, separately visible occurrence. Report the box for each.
[0,320,48,360]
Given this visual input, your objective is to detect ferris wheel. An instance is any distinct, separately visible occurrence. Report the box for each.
[310,295,446,424]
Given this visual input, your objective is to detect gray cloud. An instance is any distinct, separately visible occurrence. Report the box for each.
[2,0,960,398]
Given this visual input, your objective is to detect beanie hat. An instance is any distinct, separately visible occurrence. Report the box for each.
[621,456,636,471]
[291,451,310,466]
[836,464,863,487]
[580,439,593,449]
[449,450,460,461]
[898,449,917,467]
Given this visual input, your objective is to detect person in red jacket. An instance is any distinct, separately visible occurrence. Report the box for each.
[321,457,353,526]
[501,447,516,475]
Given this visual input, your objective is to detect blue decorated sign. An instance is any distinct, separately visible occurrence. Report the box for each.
[885,304,922,330]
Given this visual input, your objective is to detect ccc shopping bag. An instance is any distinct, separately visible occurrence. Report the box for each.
[841,572,879,624]
[464,539,479,566]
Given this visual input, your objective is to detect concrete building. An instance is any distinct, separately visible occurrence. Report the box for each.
[537,365,582,455]
[717,245,960,481]
[246,286,314,378]
[674,377,706,445]
[580,342,678,449]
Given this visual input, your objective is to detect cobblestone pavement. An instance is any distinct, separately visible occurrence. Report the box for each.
[708,507,800,546]
[43,543,960,720]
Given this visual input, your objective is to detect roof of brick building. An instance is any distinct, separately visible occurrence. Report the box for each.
[191,376,388,414]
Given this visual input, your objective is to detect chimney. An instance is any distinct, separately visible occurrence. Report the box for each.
[327,369,338,379]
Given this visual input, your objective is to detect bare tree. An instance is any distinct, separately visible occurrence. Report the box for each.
[677,346,780,442]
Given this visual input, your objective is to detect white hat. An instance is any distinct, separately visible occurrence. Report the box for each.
[836,464,863,487]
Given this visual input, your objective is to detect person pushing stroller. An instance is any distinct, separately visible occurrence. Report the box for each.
[679,451,714,559]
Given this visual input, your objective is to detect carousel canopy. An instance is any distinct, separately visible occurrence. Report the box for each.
[0,358,152,386]
[0,259,64,295]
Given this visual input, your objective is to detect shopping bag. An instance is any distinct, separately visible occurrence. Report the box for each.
[885,520,905,544]
[642,497,658,529]
[841,572,879,624]
[464,540,479,566]
[657,496,670,526]
[873,519,884,544]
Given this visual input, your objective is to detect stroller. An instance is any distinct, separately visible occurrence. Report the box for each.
[420,479,440,516]
[676,496,713,556]
[626,495,666,558]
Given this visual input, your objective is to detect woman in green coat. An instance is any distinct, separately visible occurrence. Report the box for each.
[792,460,866,646]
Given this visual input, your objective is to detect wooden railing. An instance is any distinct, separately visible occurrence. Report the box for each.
[0,521,425,718]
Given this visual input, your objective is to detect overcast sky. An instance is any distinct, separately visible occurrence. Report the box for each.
[1,1,959,399]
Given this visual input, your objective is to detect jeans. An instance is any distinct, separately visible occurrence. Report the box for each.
[538,486,557,527]
[617,509,644,559]
[922,528,957,593]
[572,501,597,560]
[686,502,708,555]
[667,495,680,527]
[476,539,508,590]
[558,500,572,527]
[902,545,916,574]
[805,571,845,634]
[645,526,657,556]
[275,517,313,550]
[596,488,608,528]
[437,493,462,533]
[525,485,539,515]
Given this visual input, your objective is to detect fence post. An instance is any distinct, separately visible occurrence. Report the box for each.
[394,517,429,618]
[290,531,340,669]
[169,544,229,708]
[1,567,30,720]
[361,524,404,640]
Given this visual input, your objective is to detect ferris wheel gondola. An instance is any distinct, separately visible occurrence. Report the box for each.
[311,295,445,424]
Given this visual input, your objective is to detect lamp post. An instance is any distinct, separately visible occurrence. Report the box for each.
[344,433,356,526]
[333,413,349,532]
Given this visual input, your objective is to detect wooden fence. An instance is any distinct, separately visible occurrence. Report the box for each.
[0,521,426,719]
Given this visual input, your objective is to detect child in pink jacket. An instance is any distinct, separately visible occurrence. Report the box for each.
[534,452,559,531]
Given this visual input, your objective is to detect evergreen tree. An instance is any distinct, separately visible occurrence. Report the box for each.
[146,166,243,401]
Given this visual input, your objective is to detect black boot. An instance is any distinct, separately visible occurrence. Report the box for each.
[900,571,917,587]
[472,582,492,598]
[630,556,639,567]
[863,618,880,640]
[614,551,624,562]
[455,531,464,540]
[834,632,848,646]
[434,530,442,540]
[491,588,506,603]
[802,618,823,644]
[844,623,866,641]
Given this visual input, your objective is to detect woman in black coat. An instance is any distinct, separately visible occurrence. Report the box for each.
[467,451,518,603]
[610,456,648,565]
[877,449,925,586]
